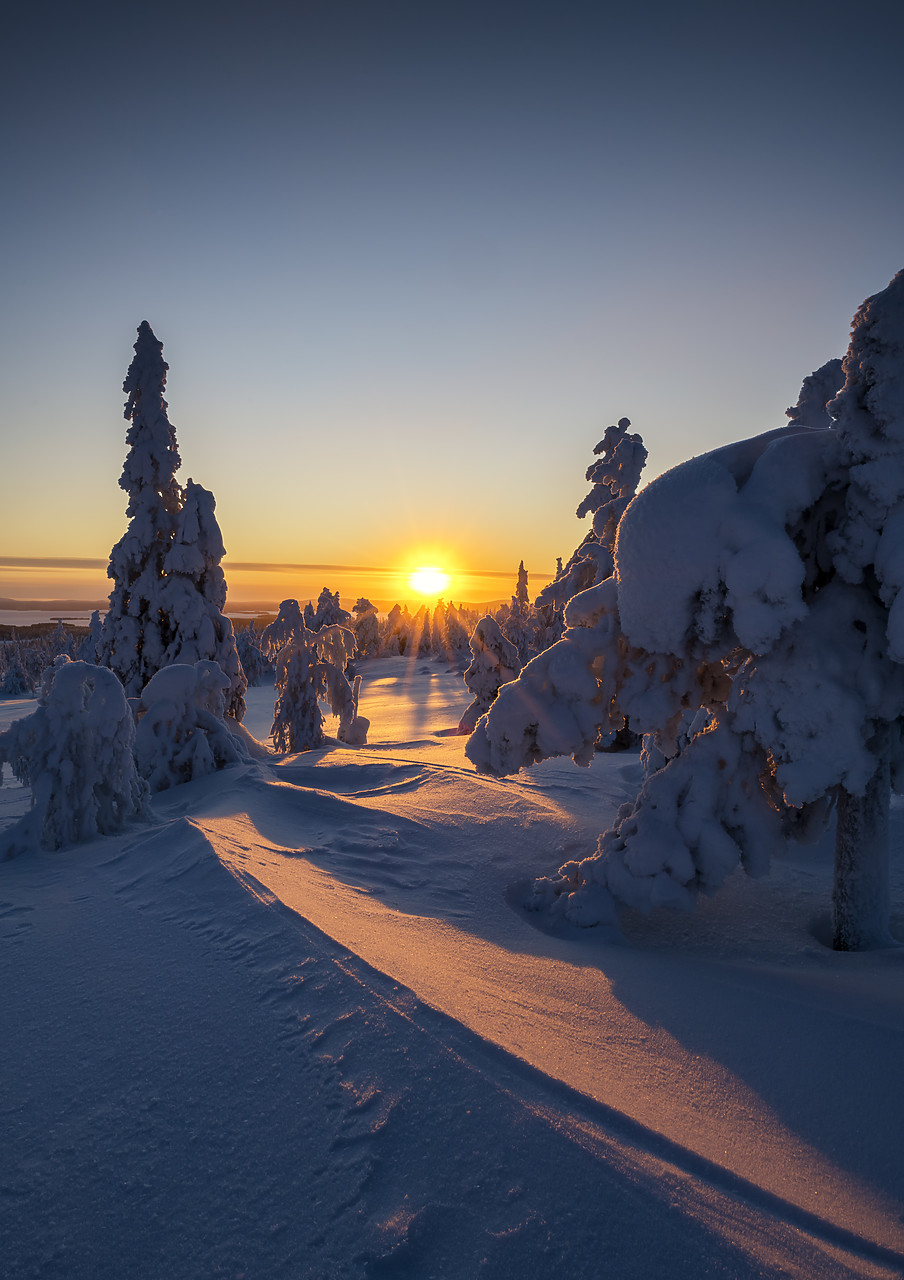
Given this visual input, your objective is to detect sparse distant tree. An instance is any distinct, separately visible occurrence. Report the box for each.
[77,610,105,664]
[236,620,270,686]
[503,562,535,666]
[459,616,521,734]
[313,587,350,629]
[352,599,381,657]
[468,268,904,953]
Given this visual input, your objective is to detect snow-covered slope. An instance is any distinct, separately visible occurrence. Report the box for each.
[1,659,902,1279]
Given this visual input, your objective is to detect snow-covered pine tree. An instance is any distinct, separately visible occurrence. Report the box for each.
[469,271,904,952]
[459,616,521,734]
[535,420,647,638]
[99,322,183,695]
[158,479,247,719]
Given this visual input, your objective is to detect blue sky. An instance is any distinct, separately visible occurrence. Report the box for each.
[1,0,902,606]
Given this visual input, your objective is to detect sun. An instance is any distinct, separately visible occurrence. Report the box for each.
[408,566,451,597]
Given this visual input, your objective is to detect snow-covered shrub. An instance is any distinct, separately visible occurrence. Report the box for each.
[459,616,521,734]
[470,272,904,951]
[99,323,246,716]
[0,659,146,856]
[134,660,248,793]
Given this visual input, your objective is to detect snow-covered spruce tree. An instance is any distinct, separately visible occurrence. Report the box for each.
[99,324,246,715]
[134,660,248,792]
[352,599,381,657]
[99,322,183,695]
[0,640,34,697]
[503,561,535,666]
[235,620,270,686]
[469,272,904,951]
[313,587,350,629]
[158,479,247,719]
[77,610,105,664]
[262,611,367,751]
[535,419,647,638]
[0,658,147,856]
[260,600,306,656]
[459,616,521,734]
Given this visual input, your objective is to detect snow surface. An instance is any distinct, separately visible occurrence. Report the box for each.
[1,659,902,1279]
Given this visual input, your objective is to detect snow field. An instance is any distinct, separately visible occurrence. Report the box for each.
[1,658,902,1278]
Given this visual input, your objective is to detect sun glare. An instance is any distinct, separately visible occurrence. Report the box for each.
[408,566,451,597]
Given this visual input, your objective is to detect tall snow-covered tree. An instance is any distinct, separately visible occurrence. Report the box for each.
[470,272,904,952]
[99,323,245,712]
[99,322,183,695]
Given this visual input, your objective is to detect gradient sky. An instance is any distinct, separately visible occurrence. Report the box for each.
[2,0,902,607]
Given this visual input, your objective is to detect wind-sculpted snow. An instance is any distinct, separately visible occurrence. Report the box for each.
[2,669,903,1275]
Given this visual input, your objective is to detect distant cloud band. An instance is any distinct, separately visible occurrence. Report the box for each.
[0,556,543,581]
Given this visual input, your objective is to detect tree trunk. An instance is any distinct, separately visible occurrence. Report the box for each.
[833,723,894,950]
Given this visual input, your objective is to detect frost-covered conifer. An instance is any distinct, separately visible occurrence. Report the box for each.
[0,659,146,855]
[0,640,34,697]
[352,601,381,657]
[99,324,245,712]
[261,600,306,658]
[469,274,904,953]
[236,620,270,686]
[158,479,247,719]
[503,562,535,666]
[271,634,325,751]
[99,322,183,695]
[269,624,368,751]
[77,610,105,664]
[459,616,521,734]
[134,660,248,792]
[303,601,316,629]
[313,587,350,629]
[536,420,647,629]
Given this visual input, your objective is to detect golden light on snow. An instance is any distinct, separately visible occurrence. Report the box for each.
[408,566,451,597]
